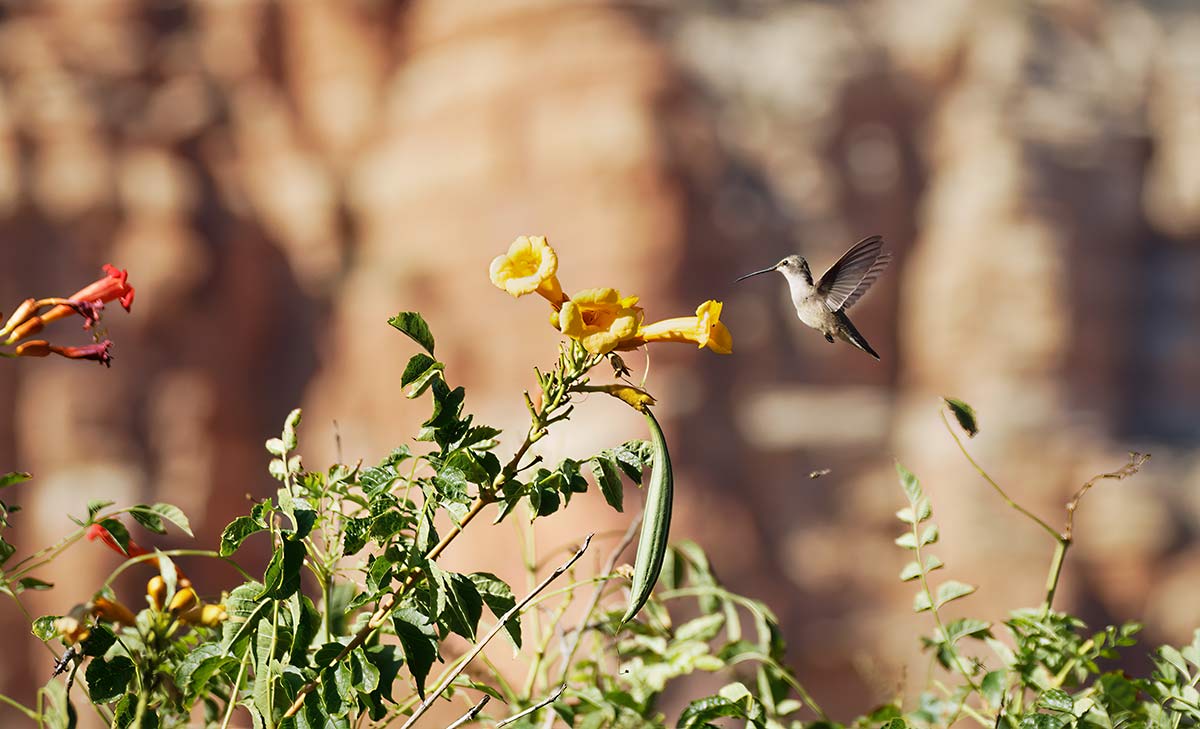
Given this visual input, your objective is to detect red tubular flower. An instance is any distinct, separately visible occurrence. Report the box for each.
[51,340,113,367]
[86,523,150,559]
[17,339,114,366]
[40,264,135,327]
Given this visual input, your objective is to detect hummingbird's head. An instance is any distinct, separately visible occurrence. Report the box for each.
[777,255,813,285]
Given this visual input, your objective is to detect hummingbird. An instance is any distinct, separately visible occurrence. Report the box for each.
[736,235,891,360]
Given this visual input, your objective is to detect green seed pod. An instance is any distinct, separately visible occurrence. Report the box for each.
[621,407,674,624]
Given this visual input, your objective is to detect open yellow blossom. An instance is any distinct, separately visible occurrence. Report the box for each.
[621,300,733,354]
[489,236,566,305]
[551,288,643,355]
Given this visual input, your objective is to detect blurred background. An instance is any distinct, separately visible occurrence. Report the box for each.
[2,0,1200,723]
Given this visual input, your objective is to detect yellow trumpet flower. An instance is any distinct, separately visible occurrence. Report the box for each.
[489,236,566,305]
[552,288,643,355]
[621,300,733,354]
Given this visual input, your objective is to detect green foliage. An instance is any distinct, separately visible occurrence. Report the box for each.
[0,315,1191,729]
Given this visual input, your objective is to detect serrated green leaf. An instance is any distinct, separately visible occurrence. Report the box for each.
[87,499,115,519]
[388,312,435,355]
[591,454,624,512]
[86,656,135,703]
[676,614,725,642]
[944,397,979,437]
[895,462,922,504]
[257,539,304,600]
[129,505,166,535]
[913,592,932,613]
[32,615,60,641]
[219,516,265,557]
[935,580,976,607]
[393,608,438,700]
[98,519,131,555]
[469,572,520,649]
[265,437,288,457]
[923,554,944,573]
[921,524,939,545]
[981,670,1006,708]
[1038,688,1073,713]
[896,507,916,524]
[147,503,192,536]
[403,356,444,401]
[895,532,918,550]
[899,561,922,582]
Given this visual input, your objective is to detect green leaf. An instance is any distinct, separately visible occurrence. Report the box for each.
[146,503,192,537]
[913,592,932,613]
[265,437,288,457]
[935,580,976,607]
[0,472,31,489]
[981,670,1006,708]
[895,462,922,504]
[17,576,52,592]
[401,354,444,399]
[1019,714,1066,729]
[97,519,131,554]
[388,312,435,355]
[921,525,939,546]
[177,644,233,702]
[219,516,266,557]
[129,506,166,535]
[1038,688,1073,713]
[591,453,624,513]
[86,656,135,703]
[894,532,918,550]
[899,561,922,582]
[944,397,979,437]
[258,539,304,600]
[676,614,726,642]
[87,499,115,519]
[32,615,60,641]
[393,608,438,700]
[936,618,992,647]
[436,571,483,641]
[79,624,117,657]
[469,572,521,649]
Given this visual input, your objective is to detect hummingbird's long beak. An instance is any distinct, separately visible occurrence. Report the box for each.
[735,264,779,282]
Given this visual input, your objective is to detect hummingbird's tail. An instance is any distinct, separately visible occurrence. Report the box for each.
[838,314,881,360]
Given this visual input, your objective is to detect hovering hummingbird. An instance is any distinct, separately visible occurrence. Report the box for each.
[736,235,891,360]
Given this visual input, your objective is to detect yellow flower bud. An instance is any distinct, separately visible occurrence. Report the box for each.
[146,576,167,611]
[168,586,199,615]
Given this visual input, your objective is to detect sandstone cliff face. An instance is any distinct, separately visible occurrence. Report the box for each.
[0,0,1198,720]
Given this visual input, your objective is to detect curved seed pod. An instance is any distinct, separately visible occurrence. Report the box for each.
[621,407,674,624]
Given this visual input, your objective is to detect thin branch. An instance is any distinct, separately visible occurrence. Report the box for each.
[400,534,594,729]
[444,696,490,729]
[554,514,641,684]
[1063,452,1149,542]
[940,410,1061,541]
[497,685,566,728]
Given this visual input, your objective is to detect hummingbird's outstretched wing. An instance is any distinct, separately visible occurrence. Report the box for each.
[817,235,891,311]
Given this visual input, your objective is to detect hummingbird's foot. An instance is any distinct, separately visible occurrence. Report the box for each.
[824,333,834,343]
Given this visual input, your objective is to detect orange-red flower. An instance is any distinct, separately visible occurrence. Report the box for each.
[5,264,134,343]
[16,339,113,367]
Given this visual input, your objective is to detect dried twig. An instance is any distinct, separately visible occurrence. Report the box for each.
[497,685,566,728]
[555,515,641,686]
[444,696,490,729]
[400,534,594,729]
